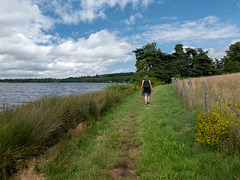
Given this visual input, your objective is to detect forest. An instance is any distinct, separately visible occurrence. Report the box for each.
[0,72,134,83]
[131,41,240,84]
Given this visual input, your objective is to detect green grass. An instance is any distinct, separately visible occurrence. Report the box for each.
[43,89,144,179]
[0,85,136,179]
[136,85,240,180]
[42,84,240,180]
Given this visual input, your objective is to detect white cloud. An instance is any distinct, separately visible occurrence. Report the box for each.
[142,0,154,7]
[0,0,136,78]
[230,39,240,45]
[123,13,143,25]
[34,0,155,24]
[133,16,240,44]
[160,16,177,21]
[207,48,227,60]
[184,39,240,60]
[207,39,240,60]
[0,16,135,78]
[0,0,55,78]
[47,30,135,78]
[0,0,53,43]
[110,68,135,74]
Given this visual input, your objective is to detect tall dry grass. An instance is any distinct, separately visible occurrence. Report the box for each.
[177,72,240,108]
[175,73,240,152]
[191,73,240,105]
[0,84,136,179]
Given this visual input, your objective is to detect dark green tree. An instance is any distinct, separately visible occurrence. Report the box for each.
[133,42,158,72]
[152,51,174,83]
[225,41,240,62]
[222,41,240,73]
[171,44,188,77]
[214,58,224,75]
[185,47,198,77]
[224,60,240,73]
[192,48,216,77]
[132,42,218,84]
[132,42,165,84]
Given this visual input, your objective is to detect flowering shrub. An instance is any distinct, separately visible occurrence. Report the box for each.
[194,104,240,150]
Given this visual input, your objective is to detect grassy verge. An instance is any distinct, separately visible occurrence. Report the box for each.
[136,85,240,179]
[0,84,136,179]
[43,89,144,179]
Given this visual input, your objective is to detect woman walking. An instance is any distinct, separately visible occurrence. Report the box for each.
[141,75,153,106]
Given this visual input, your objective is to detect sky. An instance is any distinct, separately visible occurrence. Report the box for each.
[0,0,240,79]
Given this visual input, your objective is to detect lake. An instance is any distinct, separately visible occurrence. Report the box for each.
[0,83,110,111]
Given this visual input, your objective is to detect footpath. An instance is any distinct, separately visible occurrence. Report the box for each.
[18,85,240,180]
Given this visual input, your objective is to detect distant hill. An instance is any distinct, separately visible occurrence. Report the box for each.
[0,72,134,83]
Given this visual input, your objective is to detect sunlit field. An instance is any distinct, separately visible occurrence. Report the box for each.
[175,73,240,153]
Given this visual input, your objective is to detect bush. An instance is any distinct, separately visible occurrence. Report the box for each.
[194,104,240,152]
[105,82,137,92]
[174,74,182,79]
[130,76,164,87]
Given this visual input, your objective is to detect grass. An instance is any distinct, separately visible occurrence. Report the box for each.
[136,85,240,179]
[191,73,240,100]
[0,84,136,179]
[36,85,240,179]
[43,88,143,179]
[177,73,240,108]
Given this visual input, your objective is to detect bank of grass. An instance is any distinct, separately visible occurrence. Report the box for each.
[0,84,136,179]
[42,85,240,179]
[43,88,143,179]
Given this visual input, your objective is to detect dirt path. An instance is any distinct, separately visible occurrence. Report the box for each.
[108,98,142,179]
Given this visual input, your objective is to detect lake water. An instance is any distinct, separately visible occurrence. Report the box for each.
[0,83,110,111]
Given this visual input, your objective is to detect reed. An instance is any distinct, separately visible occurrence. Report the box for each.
[0,84,136,179]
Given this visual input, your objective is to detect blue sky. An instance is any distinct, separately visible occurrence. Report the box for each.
[0,0,240,78]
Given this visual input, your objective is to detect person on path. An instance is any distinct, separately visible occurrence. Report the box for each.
[141,75,153,106]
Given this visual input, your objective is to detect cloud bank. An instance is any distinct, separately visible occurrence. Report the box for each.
[123,13,143,25]
[0,0,137,78]
[134,16,240,44]
[35,0,155,24]
[1,0,240,78]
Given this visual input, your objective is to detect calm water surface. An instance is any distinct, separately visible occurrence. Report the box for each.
[0,83,110,110]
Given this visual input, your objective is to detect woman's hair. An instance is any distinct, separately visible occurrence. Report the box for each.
[144,75,148,79]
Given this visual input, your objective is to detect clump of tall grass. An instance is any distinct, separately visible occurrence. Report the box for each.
[0,84,136,179]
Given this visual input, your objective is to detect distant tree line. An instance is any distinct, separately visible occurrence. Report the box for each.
[0,72,134,83]
[131,41,240,84]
